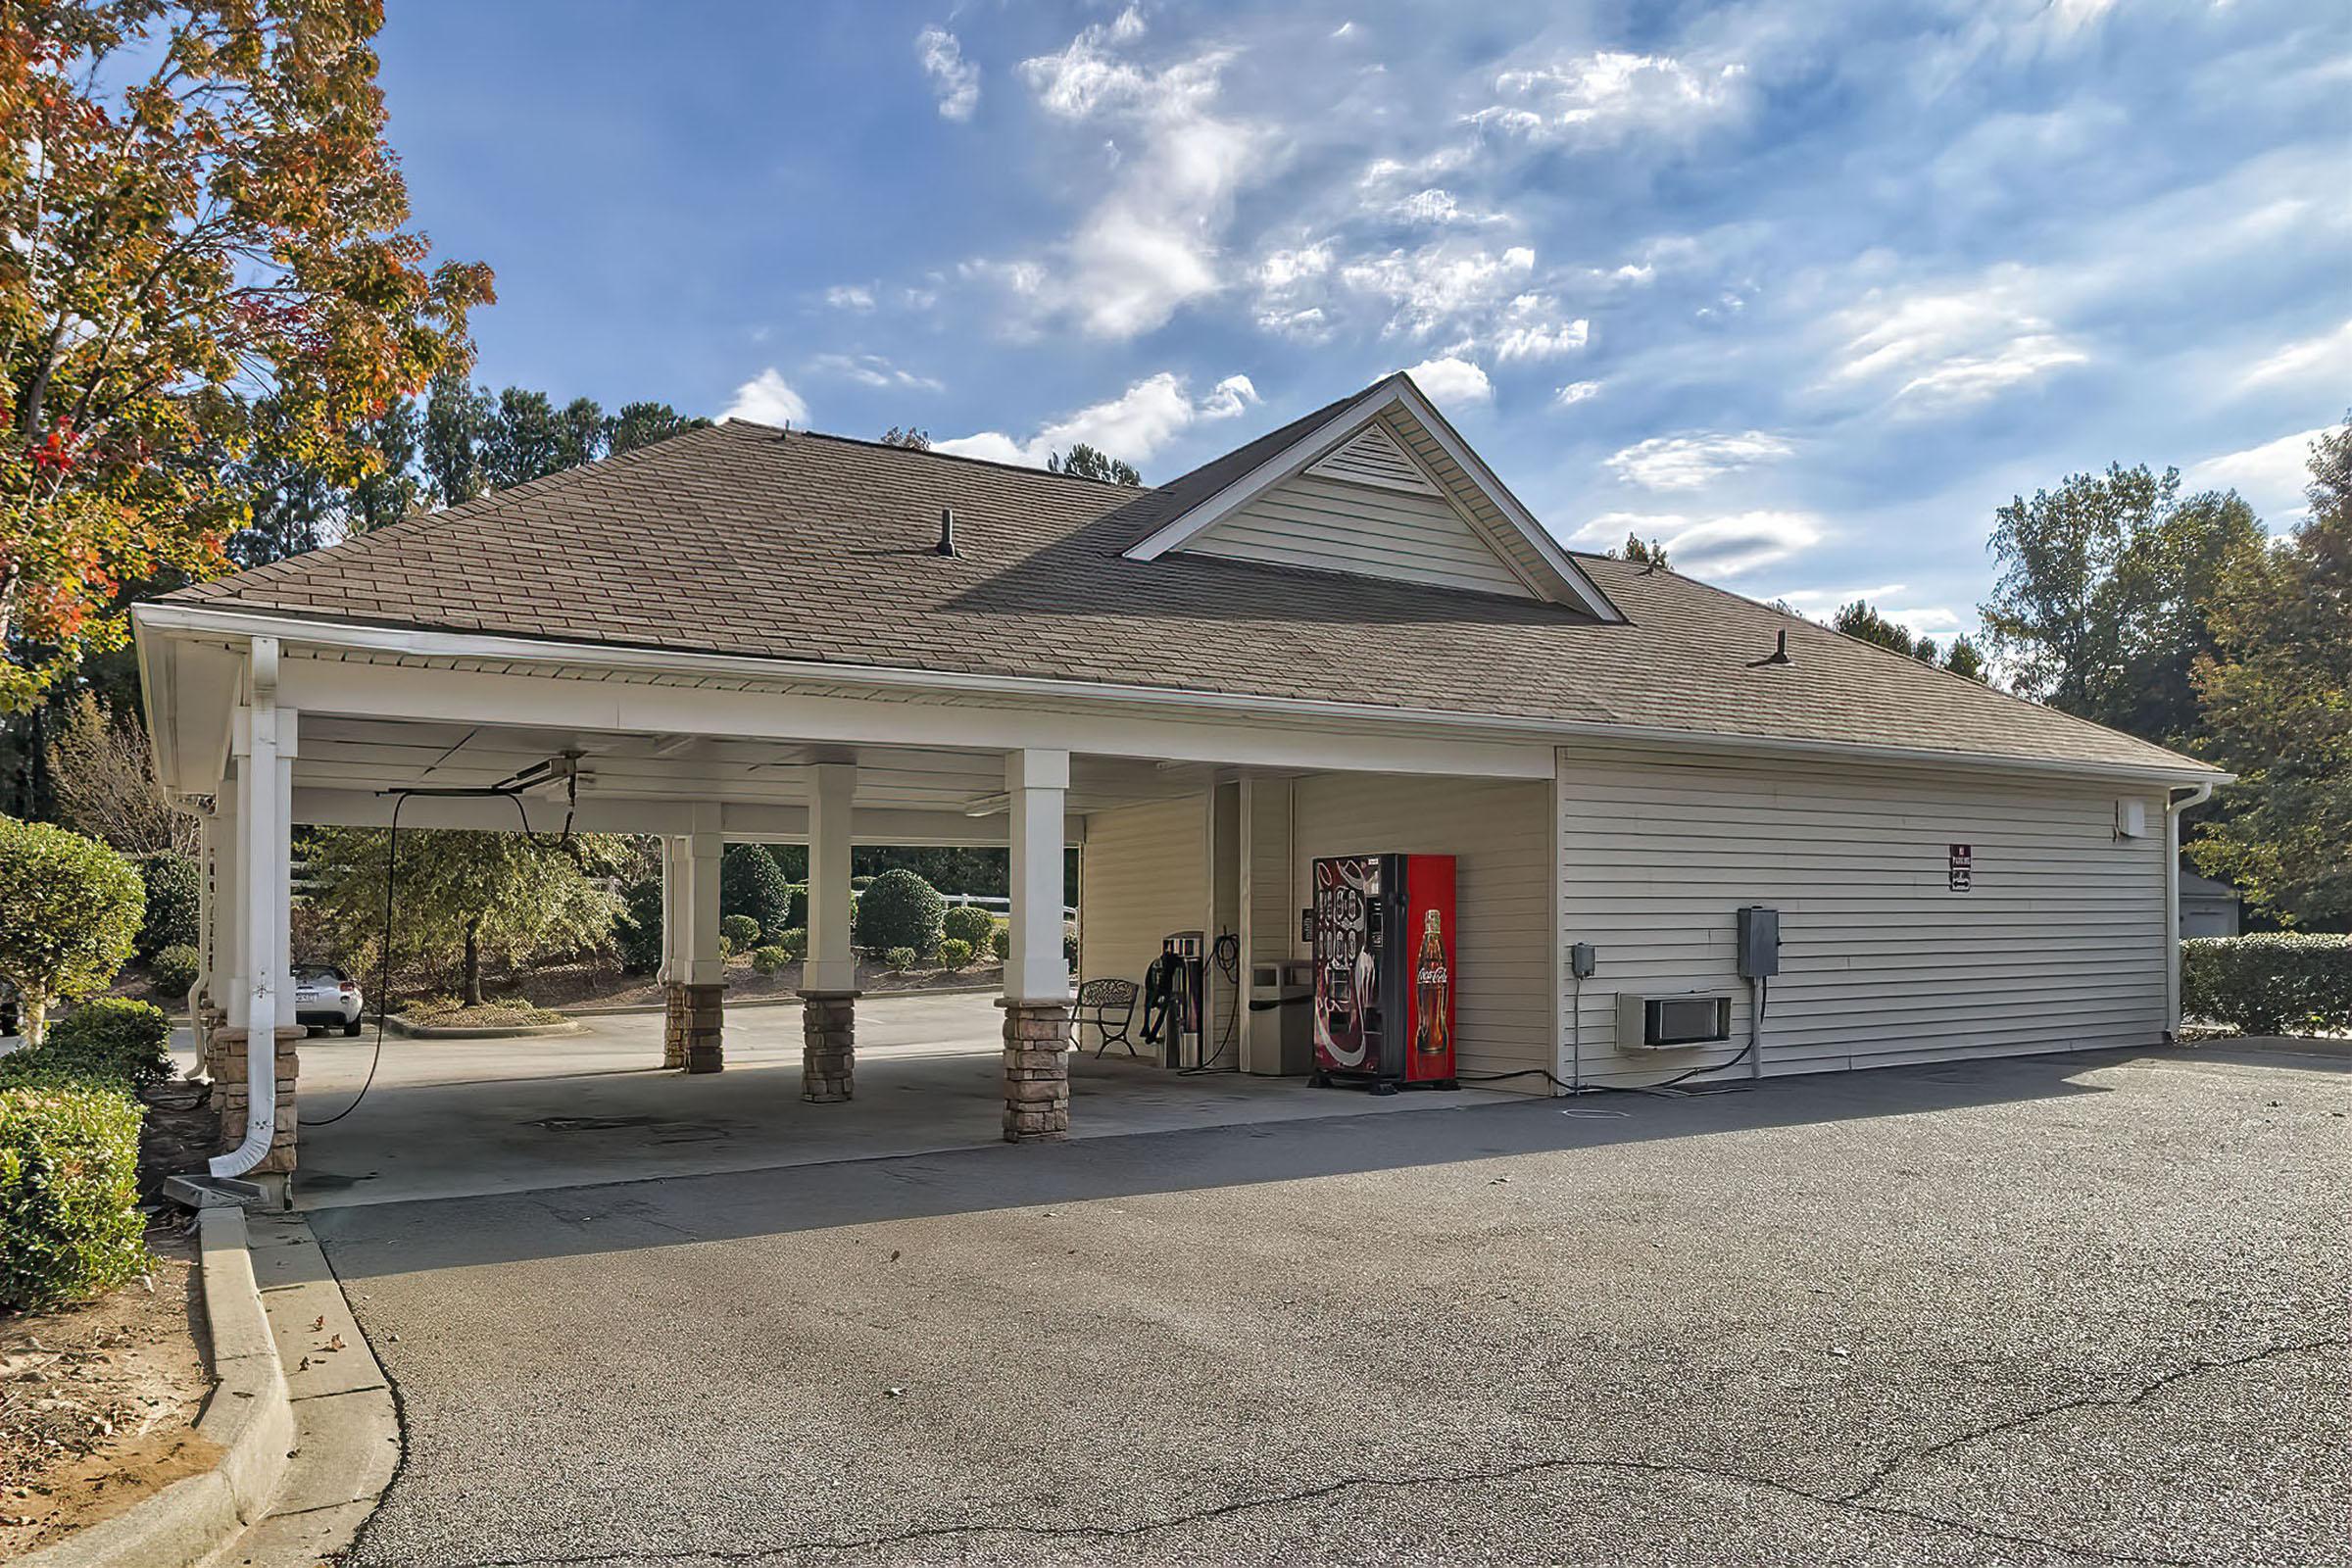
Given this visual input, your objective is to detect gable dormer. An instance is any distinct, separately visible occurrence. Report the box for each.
[1124,373,1621,618]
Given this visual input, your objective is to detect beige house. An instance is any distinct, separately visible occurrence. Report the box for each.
[134,372,2228,1196]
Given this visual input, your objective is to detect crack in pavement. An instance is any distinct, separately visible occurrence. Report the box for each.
[1834,1337,2351,1507]
[415,1449,2207,1568]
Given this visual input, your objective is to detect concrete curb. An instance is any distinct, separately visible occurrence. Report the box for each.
[17,1207,294,1568]
[383,1013,585,1039]
[564,981,1005,1017]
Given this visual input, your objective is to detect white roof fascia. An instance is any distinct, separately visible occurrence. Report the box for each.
[129,602,2235,791]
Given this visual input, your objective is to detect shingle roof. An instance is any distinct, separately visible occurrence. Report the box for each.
[162,404,2212,778]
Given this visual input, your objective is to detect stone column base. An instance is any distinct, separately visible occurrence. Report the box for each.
[799,991,858,1102]
[207,1025,305,1175]
[999,999,1073,1143]
[662,982,688,1069]
[670,983,724,1073]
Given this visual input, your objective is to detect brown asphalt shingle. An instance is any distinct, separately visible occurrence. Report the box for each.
[162,409,2211,777]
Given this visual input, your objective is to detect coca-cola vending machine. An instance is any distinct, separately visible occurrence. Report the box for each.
[1307,854,1456,1093]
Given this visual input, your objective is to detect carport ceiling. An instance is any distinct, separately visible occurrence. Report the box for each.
[294,716,1214,817]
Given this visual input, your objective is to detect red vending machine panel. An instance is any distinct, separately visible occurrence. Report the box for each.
[1311,854,1455,1093]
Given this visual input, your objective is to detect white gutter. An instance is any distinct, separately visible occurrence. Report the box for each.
[130,602,2235,791]
[212,638,280,1180]
[2163,781,2218,1038]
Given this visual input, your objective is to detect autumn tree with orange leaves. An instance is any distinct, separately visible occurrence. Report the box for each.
[0,0,492,710]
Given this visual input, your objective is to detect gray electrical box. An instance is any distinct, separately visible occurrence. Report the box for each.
[1569,942,1596,979]
[1736,906,1780,978]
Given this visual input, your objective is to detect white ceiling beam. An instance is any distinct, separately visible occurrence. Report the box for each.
[289,788,1083,845]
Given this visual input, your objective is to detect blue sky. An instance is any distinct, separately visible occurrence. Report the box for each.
[375,0,2349,645]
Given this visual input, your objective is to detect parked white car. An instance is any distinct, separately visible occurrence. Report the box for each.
[294,965,366,1036]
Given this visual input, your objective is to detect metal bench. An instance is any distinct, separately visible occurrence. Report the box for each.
[1071,977,1141,1057]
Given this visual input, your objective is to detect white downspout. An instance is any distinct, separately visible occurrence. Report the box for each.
[212,638,283,1179]
[2163,782,2215,1040]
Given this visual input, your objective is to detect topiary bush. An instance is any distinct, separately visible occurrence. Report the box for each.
[149,943,201,1003]
[720,913,761,952]
[778,927,808,960]
[989,923,1011,960]
[883,946,918,971]
[1,1084,149,1311]
[616,875,664,972]
[855,869,945,957]
[134,851,201,960]
[941,904,995,949]
[2181,934,2352,1036]
[781,883,809,932]
[0,999,172,1093]
[720,844,796,940]
[937,937,974,971]
[0,815,144,1044]
[751,944,791,975]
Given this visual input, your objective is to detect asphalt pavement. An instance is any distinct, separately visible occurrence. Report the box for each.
[310,1038,2351,1567]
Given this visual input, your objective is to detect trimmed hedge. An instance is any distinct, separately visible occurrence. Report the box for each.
[855,869,945,956]
[883,946,918,971]
[989,924,1011,960]
[0,999,172,1092]
[941,905,996,949]
[2181,934,2352,1036]
[750,945,791,975]
[719,913,761,952]
[149,943,201,1003]
[1,1084,149,1310]
[616,875,664,972]
[135,852,201,960]
[720,844,796,941]
[777,927,808,960]
[938,937,974,971]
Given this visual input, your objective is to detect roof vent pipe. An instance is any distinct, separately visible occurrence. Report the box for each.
[936,506,957,558]
[1750,628,1791,667]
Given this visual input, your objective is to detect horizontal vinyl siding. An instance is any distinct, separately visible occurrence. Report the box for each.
[1186,472,1534,599]
[1290,773,1554,1095]
[1243,777,1294,969]
[1388,413,1558,597]
[1079,797,1207,999]
[1556,745,2170,1088]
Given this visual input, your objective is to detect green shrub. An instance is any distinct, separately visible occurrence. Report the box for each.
[616,875,664,972]
[719,913,761,952]
[989,923,1011,960]
[134,852,200,960]
[937,937,974,971]
[781,883,809,932]
[1,1084,149,1310]
[778,927,808,959]
[1064,921,1080,966]
[149,944,201,1002]
[0,816,144,1043]
[751,945,791,975]
[856,869,945,956]
[720,845,795,939]
[883,946,918,971]
[1,999,173,1093]
[941,904,996,949]
[2181,934,2352,1036]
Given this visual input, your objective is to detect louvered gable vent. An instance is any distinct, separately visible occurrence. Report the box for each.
[1305,420,1441,495]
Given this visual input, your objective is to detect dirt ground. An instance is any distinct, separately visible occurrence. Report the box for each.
[0,1225,217,1557]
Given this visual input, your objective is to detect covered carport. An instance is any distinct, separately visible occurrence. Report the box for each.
[135,604,1553,1205]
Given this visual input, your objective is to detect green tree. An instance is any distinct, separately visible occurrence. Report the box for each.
[1617,533,1670,568]
[607,401,707,457]
[719,842,794,939]
[0,815,142,1042]
[1832,601,1920,657]
[1942,635,1986,682]
[2189,420,2351,928]
[880,425,931,450]
[421,372,494,506]
[1980,465,2266,743]
[305,827,623,1006]
[0,0,493,710]
[1048,442,1142,486]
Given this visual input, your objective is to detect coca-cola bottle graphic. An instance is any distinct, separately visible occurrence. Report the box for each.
[1413,906,1450,1056]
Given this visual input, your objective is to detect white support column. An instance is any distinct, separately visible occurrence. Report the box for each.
[1001,749,1073,1143]
[192,808,217,1040]
[804,763,857,996]
[217,772,246,1030]
[658,836,683,987]
[684,826,724,987]
[215,636,297,1183]
[1004,749,1071,1003]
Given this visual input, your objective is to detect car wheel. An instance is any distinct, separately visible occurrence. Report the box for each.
[344,1019,364,1037]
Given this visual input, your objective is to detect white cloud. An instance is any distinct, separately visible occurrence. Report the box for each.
[1572,510,1825,580]
[990,10,1260,338]
[823,284,876,312]
[1399,356,1492,408]
[2187,424,2339,517]
[1388,188,1502,227]
[937,371,1257,472]
[1830,268,2088,409]
[722,368,808,428]
[808,353,944,393]
[1553,379,1603,407]
[1492,294,1590,362]
[1473,52,1749,146]
[1336,242,1536,338]
[1605,430,1792,491]
[2240,318,2352,390]
[915,26,980,121]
